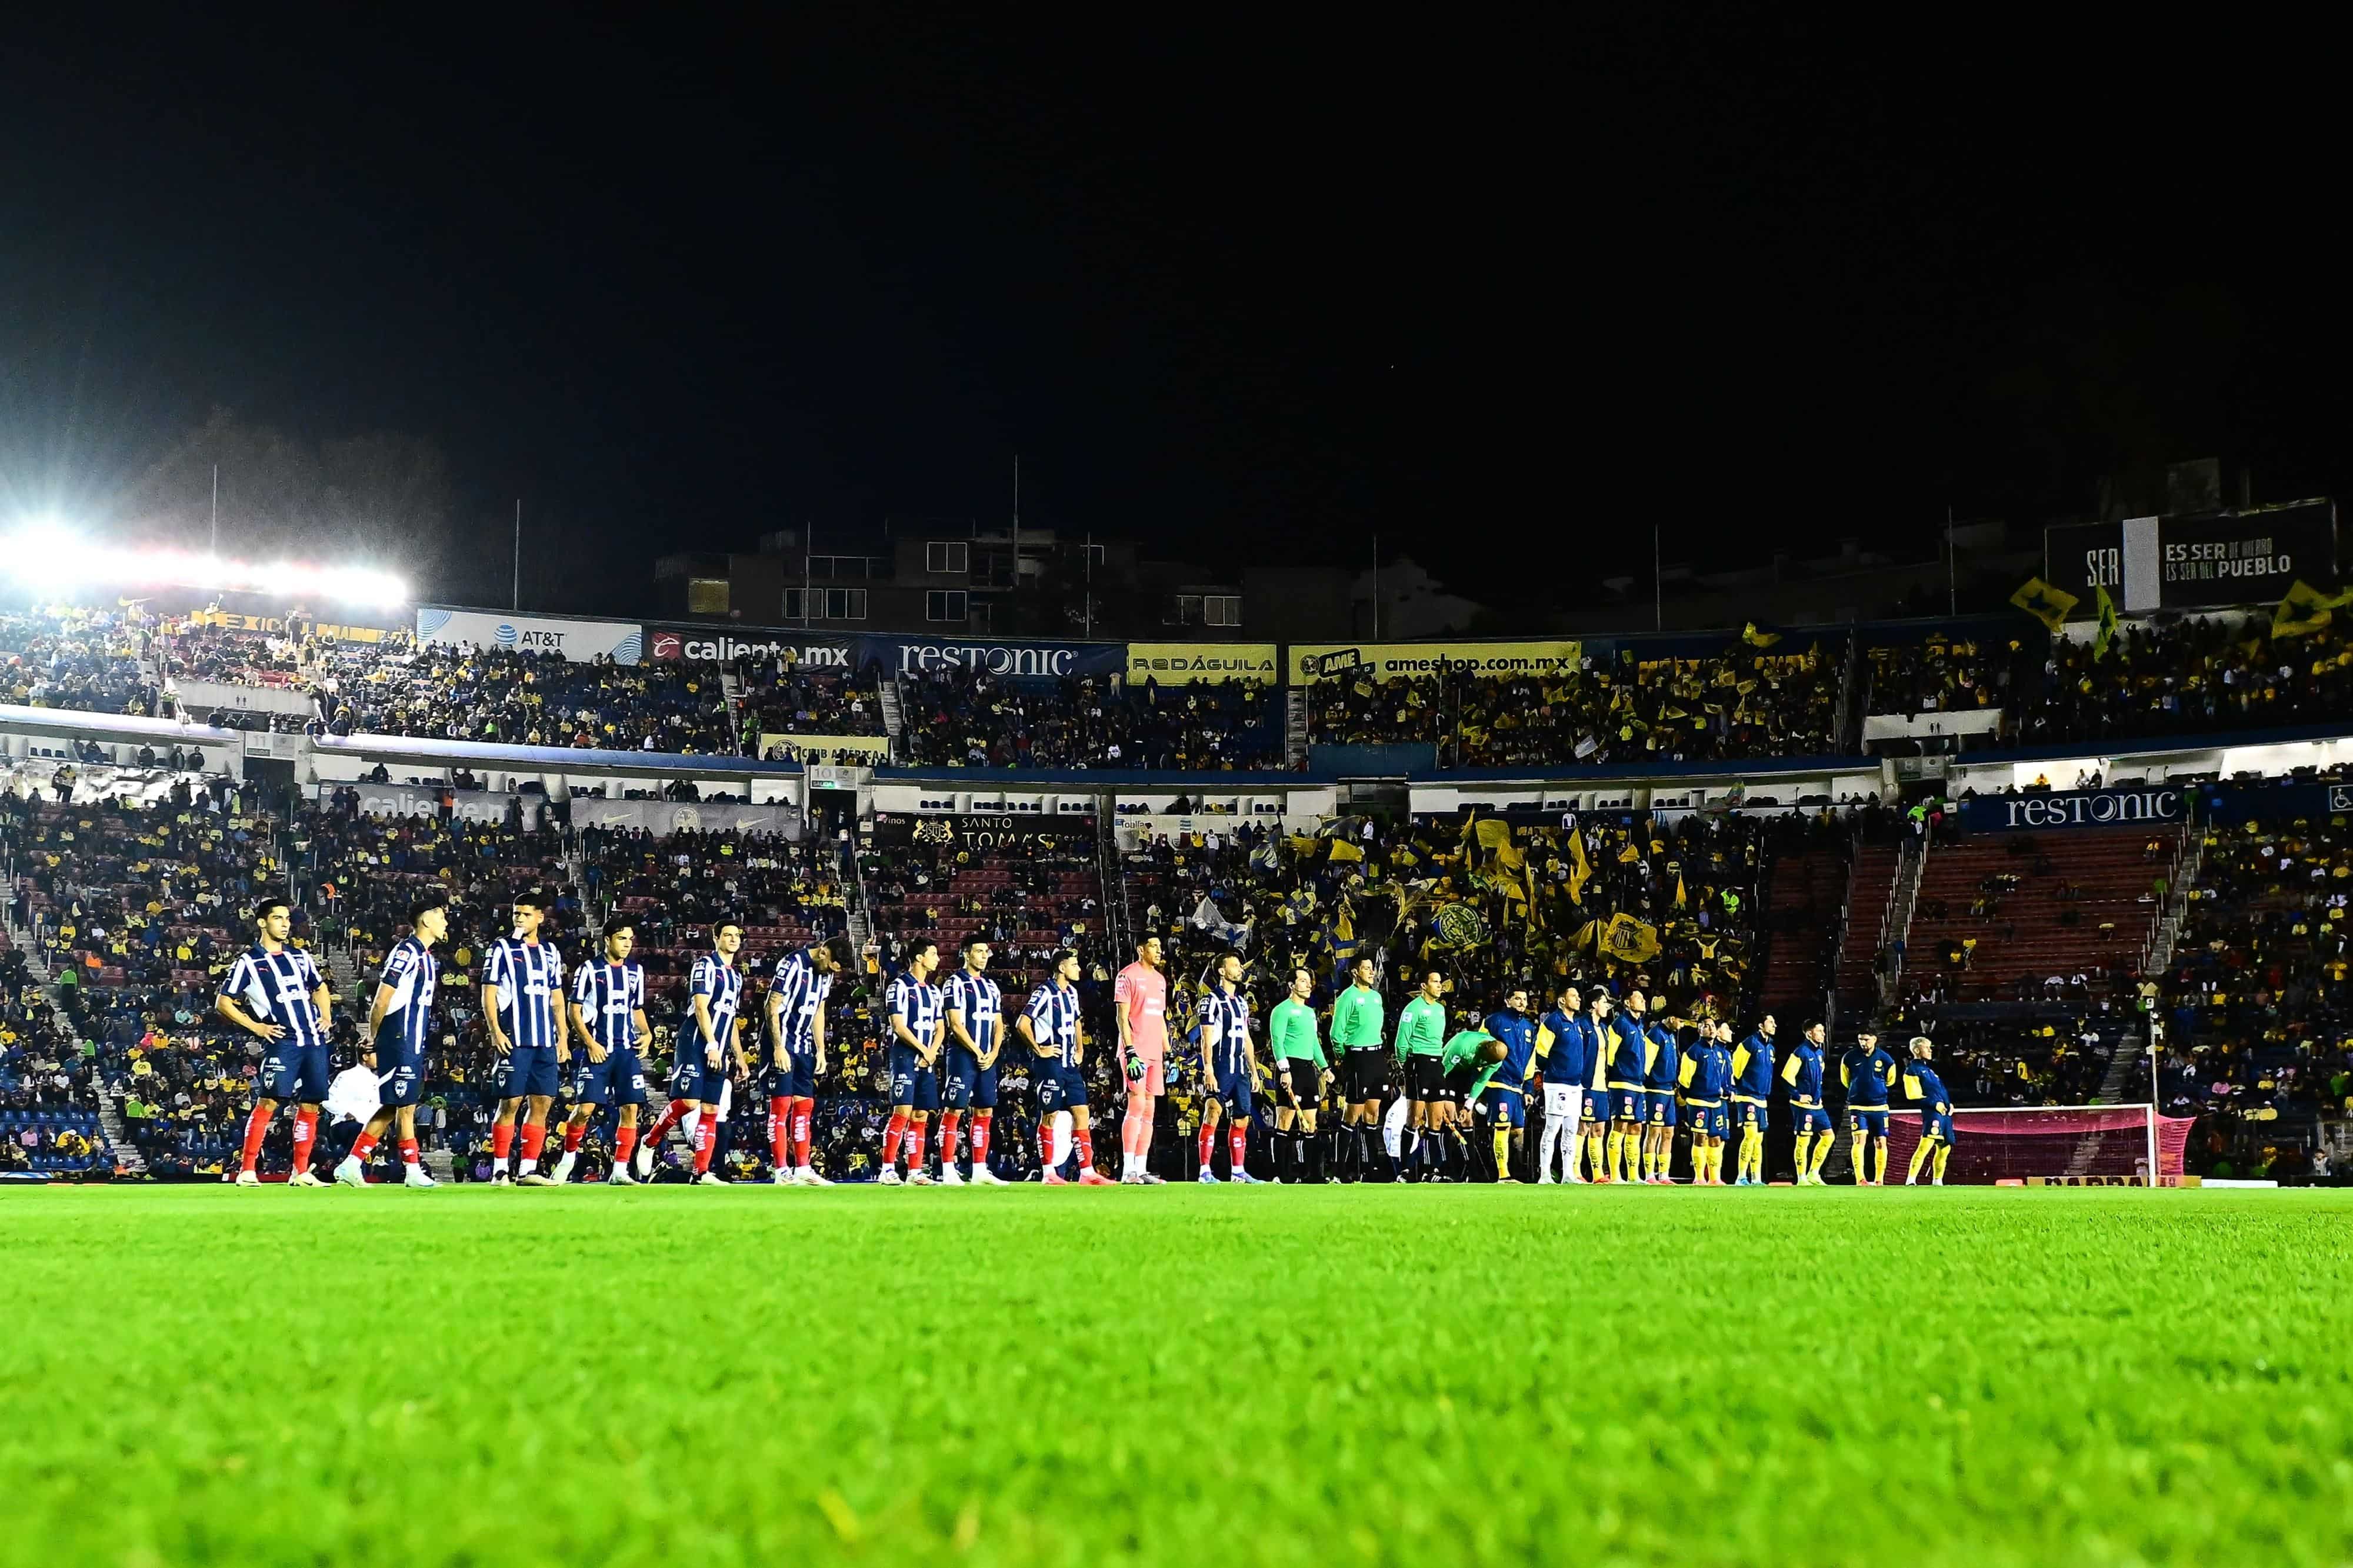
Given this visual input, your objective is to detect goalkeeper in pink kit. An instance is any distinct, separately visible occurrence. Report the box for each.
[1113,934,1170,1184]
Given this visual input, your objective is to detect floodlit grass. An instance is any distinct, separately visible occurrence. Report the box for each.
[2,1183,2349,1566]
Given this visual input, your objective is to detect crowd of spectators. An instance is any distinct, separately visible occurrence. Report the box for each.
[2017,615,2353,747]
[0,606,154,715]
[739,660,884,740]
[1863,633,2027,720]
[899,672,1281,770]
[319,644,738,752]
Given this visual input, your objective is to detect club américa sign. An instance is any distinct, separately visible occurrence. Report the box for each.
[1959,786,2184,833]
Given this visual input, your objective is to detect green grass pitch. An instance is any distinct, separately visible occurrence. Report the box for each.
[4,1184,2350,1567]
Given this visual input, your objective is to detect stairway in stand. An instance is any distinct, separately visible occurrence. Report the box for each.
[1831,843,1903,1021]
[1757,842,1848,1023]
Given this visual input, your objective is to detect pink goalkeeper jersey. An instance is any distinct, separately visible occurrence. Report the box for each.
[1115,961,1168,1056]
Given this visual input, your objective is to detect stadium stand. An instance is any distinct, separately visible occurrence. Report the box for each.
[1898,825,2178,1004]
[898,670,1282,770]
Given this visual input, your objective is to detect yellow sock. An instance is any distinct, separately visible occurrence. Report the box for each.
[1908,1139,1934,1183]
[1741,1126,1761,1178]
[1493,1129,1512,1179]
[1607,1128,1625,1182]
[1851,1131,1868,1182]
[1704,1143,1722,1183]
[1809,1132,1832,1177]
[1584,1132,1604,1179]
[1872,1142,1888,1184]
[1933,1143,1952,1183]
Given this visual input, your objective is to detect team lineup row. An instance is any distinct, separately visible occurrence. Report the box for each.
[208,893,1964,1189]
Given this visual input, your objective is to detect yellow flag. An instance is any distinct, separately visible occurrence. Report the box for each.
[1600,912,1661,964]
[1328,838,1364,863]
[2009,576,2079,633]
[1674,872,1688,909]
[1565,832,1592,905]
[2272,580,2353,639]
[1741,620,1781,649]
[2093,583,2121,660]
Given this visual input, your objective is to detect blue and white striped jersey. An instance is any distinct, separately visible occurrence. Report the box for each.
[886,970,944,1050]
[766,949,832,1054]
[221,945,327,1049]
[686,952,744,1052]
[482,937,566,1049]
[942,970,1003,1055]
[1200,986,1252,1076]
[571,959,646,1053]
[1023,980,1081,1068]
[373,937,438,1057]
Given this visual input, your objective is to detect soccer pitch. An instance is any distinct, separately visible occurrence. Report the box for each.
[5,1186,2349,1567]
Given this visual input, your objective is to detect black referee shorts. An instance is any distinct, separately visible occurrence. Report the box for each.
[1342,1047,1389,1104]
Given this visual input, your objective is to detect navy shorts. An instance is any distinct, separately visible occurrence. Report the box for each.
[1921,1107,1957,1143]
[1646,1091,1677,1127]
[1732,1096,1768,1130]
[376,1046,425,1109]
[1211,1064,1255,1118]
[1611,1087,1647,1122]
[1035,1061,1087,1117]
[260,1041,331,1105]
[888,1045,940,1111]
[944,1051,1000,1111]
[1479,1085,1525,1129]
[1793,1104,1832,1135]
[500,1044,561,1100]
[572,1047,648,1107]
[766,1047,816,1100]
[1849,1107,1889,1138]
[668,1049,729,1106]
[1692,1103,1728,1140]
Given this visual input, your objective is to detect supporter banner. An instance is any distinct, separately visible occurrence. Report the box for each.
[1288,638,1582,685]
[2158,501,2337,609]
[182,606,398,643]
[1959,785,2185,834]
[415,606,644,664]
[171,678,316,720]
[570,799,801,838]
[756,732,890,760]
[858,635,1125,679]
[1861,709,2003,740]
[1124,642,1280,685]
[869,811,1083,854]
[646,626,856,668]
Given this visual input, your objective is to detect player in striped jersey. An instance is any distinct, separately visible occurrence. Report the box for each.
[482,891,573,1186]
[762,936,849,1186]
[219,898,335,1187]
[639,920,750,1185]
[942,935,1011,1186]
[1194,953,1264,1183]
[1019,949,1110,1185]
[555,922,652,1185]
[881,938,946,1185]
[334,897,446,1189]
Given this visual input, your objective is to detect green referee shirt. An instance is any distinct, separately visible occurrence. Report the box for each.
[1331,983,1385,1050]
[1395,995,1448,1060]
[1442,1029,1505,1100]
[1268,997,1327,1067]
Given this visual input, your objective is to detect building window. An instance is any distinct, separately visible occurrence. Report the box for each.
[687,578,730,615]
[926,589,968,623]
[1206,595,1241,627]
[786,587,869,621]
[926,541,969,576]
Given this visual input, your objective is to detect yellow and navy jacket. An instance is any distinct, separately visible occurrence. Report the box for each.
[1781,1041,1826,1107]
[1607,1012,1652,1090]
[1840,1046,1897,1109]
[1485,1009,1537,1093]
[1643,1020,1680,1094]
[1678,1040,1732,1106]
[1902,1057,1952,1111]
[1535,1008,1592,1087]
[1731,1032,1776,1104]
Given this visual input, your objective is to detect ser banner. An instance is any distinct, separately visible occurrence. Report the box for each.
[1958,785,2185,834]
[416,607,645,664]
[869,811,1084,855]
[1124,642,1280,685]
[1289,638,1582,685]
[2045,501,2338,614]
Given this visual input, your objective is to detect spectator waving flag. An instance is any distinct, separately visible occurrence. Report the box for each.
[2092,583,2121,660]
[2272,579,2353,639]
[2009,576,2078,633]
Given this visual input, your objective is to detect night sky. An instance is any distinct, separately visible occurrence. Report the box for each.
[4,14,2343,613]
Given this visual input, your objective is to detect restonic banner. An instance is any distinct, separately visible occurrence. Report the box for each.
[1958,785,2185,834]
[858,635,1126,679]
[415,607,644,664]
[1289,639,1582,685]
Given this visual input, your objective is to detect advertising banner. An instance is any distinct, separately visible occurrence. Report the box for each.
[353,783,532,826]
[1958,785,2185,834]
[646,626,856,668]
[2157,501,2337,609]
[415,606,644,664]
[868,811,1086,855]
[1123,642,1281,685]
[1289,639,1582,685]
[856,635,1126,679]
[756,732,891,761]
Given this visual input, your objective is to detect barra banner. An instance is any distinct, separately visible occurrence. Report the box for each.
[1124,642,1279,685]
[756,732,890,761]
[171,678,315,720]
[1959,785,2185,834]
[351,784,798,837]
[869,811,1085,855]
[1289,638,1582,685]
[648,626,856,668]
[183,605,399,643]
[416,607,644,664]
[858,635,1125,679]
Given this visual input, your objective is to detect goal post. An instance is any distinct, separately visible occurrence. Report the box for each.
[1881,1103,2193,1185]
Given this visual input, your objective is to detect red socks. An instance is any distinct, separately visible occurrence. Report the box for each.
[790,1097,814,1167]
[239,1105,272,1173]
[644,1098,691,1149]
[562,1123,584,1155]
[351,1130,380,1164]
[398,1137,420,1169]
[1229,1122,1248,1175]
[614,1126,638,1166]
[1197,1122,1216,1172]
[769,1096,792,1169]
[904,1119,928,1173]
[1074,1127,1095,1173]
[689,1114,715,1174]
[969,1111,991,1169]
[939,1112,962,1169]
[519,1123,546,1166]
[290,1109,317,1175]
[491,1122,515,1162]
[882,1109,909,1166]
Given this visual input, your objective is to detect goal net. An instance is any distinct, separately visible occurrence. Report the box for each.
[1881,1105,2194,1185]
